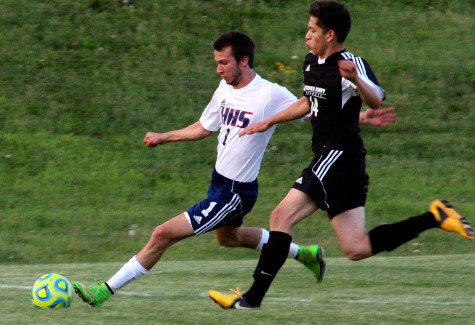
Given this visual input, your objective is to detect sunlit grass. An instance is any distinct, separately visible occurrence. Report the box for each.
[2,254,474,324]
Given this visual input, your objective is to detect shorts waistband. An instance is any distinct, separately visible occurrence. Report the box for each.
[212,169,257,190]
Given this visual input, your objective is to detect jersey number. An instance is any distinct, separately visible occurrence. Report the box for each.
[201,202,217,217]
[222,128,230,146]
[309,97,319,116]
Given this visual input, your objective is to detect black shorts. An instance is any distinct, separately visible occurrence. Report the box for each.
[292,146,369,219]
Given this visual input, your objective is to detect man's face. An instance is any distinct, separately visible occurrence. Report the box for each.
[214,46,242,87]
[305,16,329,56]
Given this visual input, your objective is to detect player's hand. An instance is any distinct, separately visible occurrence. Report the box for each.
[143,132,167,147]
[239,120,272,137]
[338,59,357,82]
[363,107,397,127]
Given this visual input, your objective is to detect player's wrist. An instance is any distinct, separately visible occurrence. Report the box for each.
[359,110,368,124]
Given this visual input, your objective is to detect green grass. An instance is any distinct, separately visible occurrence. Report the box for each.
[2,254,474,324]
[1,1,473,322]
[0,1,474,264]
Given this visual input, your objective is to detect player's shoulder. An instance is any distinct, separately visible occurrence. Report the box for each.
[340,50,376,76]
[253,74,280,92]
[340,50,370,65]
[253,75,295,101]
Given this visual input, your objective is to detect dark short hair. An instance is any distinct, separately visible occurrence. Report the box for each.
[213,31,255,68]
[309,1,351,43]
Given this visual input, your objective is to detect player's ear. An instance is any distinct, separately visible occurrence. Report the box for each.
[326,30,337,43]
[239,56,249,67]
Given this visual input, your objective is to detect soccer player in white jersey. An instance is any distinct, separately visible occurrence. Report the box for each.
[73,31,398,307]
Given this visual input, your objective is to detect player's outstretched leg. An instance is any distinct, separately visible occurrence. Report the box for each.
[430,199,473,240]
[296,245,326,284]
[208,288,255,309]
[73,282,112,307]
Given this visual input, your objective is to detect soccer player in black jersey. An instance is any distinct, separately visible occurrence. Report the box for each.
[209,0,473,309]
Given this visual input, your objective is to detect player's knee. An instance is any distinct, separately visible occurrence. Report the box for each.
[269,207,292,231]
[343,248,365,261]
[269,207,284,227]
[150,225,173,245]
[341,244,371,261]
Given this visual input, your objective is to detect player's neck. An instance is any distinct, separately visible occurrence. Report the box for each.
[233,69,256,89]
[318,43,344,60]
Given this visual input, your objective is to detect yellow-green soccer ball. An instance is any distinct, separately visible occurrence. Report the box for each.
[31,273,73,309]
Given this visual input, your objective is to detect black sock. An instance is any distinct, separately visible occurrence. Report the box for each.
[243,231,292,307]
[369,212,437,255]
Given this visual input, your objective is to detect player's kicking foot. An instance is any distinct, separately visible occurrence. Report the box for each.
[430,199,473,240]
[208,288,255,309]
[73,282,112,307]
[296,245,326,284]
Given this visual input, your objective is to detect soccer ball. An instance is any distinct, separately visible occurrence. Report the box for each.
[31,273,73,309]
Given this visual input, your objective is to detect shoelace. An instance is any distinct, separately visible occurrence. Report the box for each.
[229,287,243,297]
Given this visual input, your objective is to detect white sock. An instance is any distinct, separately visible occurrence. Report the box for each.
[288,242,299,259]
[256,228,299,259]
[106,255,149,292]
[256,228,269,252]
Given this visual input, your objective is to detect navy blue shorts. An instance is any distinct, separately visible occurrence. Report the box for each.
[292,146,369,219]
[185,170,258,236]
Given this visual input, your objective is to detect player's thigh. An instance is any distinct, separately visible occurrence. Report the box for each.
[157,213,195,241]
[270,188,319,232]
[330,207,368,247]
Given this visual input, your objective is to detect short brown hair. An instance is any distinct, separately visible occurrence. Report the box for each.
[213,31,255,68]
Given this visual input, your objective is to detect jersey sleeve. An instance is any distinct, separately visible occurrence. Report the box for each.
[266,84,298,119]
[343,57,385,101]
[199,84,223,132]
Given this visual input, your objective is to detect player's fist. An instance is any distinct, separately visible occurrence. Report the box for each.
[338,59,357,82]
[143,132,166,147]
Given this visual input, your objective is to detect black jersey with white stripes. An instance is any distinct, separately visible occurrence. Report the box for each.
[302,50,383,154]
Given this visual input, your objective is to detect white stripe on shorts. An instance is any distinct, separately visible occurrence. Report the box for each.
[312,150,343,180]
[195,194,241,235]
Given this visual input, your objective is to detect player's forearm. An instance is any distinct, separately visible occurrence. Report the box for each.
[353,77,383,109]
[165,122,212,142]
[268,96,310,126]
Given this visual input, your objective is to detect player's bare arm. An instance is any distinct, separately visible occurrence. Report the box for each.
[144,121,213,147]
[338,60,383,109]
[360,107,397,127]
[239,96,310,136]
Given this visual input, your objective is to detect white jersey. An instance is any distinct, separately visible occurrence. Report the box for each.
[200,74,297,182]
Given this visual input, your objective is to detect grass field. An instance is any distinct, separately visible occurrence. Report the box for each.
[2,254,474,324]
[1,1,474,323]
[1,0,474,263]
